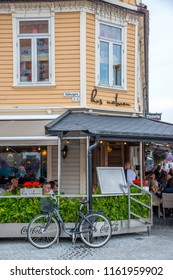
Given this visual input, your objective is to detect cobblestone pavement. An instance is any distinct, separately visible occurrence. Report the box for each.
[0,216,173,260]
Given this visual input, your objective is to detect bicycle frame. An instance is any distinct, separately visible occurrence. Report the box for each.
[28,198,112,249]
[49,203,94,237]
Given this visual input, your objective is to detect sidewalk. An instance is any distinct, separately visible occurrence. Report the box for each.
[0,216,173,260]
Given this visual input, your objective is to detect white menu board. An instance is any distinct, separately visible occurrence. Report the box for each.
[96,167,128,194]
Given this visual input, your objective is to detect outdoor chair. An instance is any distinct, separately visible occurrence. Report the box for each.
[152,192,161,218]
[162,193,173,219]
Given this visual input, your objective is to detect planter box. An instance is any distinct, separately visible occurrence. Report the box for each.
[20,188,42,196]
[0,219,151,238]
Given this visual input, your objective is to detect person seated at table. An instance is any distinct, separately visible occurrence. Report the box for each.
[43,182,54,195]
[162,177,173,193]
[159,170,169,190]
[53,180,58,192]
[11,177,19,195]
[4,182,13,193]
[0,182,13,195]
[49,180,55,190]
[146,172,159,189]
[0,186,5,195]
[147,174,162,198]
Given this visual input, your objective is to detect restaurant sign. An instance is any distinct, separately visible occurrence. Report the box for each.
[146,113,162,121]
[20,188,42,196]
[91,89,131,106]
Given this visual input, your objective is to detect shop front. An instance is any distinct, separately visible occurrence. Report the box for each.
[1,110,173,238]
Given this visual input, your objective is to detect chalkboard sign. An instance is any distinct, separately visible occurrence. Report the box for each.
[96,167,128,194]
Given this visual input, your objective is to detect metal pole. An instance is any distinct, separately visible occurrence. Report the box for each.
[57,137,61,203]
[140,142,143,187]
[88,137,99,211]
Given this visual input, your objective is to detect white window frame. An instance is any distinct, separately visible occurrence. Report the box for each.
[13,16,55,87]
[96,21,126,90]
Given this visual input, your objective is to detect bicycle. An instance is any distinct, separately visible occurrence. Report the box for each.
[27,195,112,249]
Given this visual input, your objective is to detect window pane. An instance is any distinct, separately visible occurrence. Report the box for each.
[100,24,121,41]
[19,20,48,34]
[20,39,32,82]
[113,44,122,86]
[37,38,49,82]
[0,147,47,182]
[100,41,109,85]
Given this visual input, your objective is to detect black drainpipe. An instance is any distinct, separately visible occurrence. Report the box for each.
[88,137,99,211]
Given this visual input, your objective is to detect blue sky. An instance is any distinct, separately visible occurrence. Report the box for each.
[144,0,173,123]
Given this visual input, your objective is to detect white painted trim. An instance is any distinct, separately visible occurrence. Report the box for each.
[80,11,86,107]
[96,20,126,89]
[123,25,127,90]
[80,139,86,194]
[47,146,52,181]
[12,15,17,85]
[135,22,138,111]
[102,0,138,11]
[0,1,138,15]
[0,115,59,120]
[50,12,55,85]
[58,138,61,197]
[95,18,99,86]
[0,136,58,141]
[12,14,54,87]
[52,1,138,13]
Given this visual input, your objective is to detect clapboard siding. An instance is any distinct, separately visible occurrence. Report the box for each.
[0,12,81,107]
[86,13,136,110]
[0,1,141,112]
[51,144,80,194]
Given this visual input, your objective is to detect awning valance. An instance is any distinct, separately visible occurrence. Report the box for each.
[0,119,58,145]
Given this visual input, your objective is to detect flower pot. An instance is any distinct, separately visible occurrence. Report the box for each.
[20,188,42,196]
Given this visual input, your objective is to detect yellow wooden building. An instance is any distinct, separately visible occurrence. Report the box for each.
[0,0,149,194]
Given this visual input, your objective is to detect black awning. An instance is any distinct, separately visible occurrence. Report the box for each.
[45,111,173,142]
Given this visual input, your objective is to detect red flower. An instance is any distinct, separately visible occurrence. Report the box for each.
[132,179,146,186]
[23,182,32,188]
[23,181,42,188]
[32,181,41,188]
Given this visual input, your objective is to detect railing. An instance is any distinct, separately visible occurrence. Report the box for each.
[128,182,153,233]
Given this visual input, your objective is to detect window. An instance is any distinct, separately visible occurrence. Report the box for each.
[0,146,47,182]
[98,23,124,88]
[16,19,52,85]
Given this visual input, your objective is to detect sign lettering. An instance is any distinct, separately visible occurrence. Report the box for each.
[91,89,131,106]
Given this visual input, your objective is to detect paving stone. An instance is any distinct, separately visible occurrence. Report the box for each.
[0,216,173,260]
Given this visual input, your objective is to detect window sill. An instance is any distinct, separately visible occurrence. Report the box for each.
[13,83,56,88]
[96,85,127,91]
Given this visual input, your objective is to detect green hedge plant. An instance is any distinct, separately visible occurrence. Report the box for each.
[0,193,150,223]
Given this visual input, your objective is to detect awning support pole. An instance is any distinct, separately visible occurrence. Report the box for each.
[88,137,99,211]
[140,142,143,187]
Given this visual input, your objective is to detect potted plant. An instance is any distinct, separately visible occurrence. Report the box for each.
[20,181,42,196]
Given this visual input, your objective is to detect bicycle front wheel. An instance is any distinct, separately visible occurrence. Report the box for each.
[79,212,112,248]
[27,214,60,249]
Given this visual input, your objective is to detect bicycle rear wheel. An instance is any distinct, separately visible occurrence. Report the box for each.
[79,212,112,248]
[27,214,60,249]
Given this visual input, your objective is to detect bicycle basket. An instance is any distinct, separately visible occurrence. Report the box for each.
[41,198,54,212]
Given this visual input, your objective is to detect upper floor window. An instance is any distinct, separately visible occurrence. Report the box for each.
[98,23,124,88]
[16,19,52,85]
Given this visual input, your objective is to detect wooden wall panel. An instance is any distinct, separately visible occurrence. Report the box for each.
[86,13,96,105]
[0,12,81,107]
[52,143,80,194]
[86,17,136,111]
